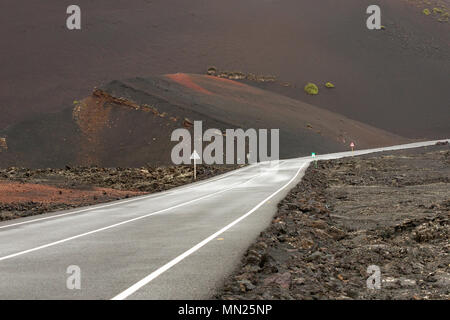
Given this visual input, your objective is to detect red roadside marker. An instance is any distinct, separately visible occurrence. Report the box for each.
[350,142,355,152]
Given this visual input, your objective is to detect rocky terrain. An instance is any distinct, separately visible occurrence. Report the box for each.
[217,145,449,300]
[0,164,240,221]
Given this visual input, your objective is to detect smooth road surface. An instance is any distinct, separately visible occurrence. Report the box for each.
[0,140,447,299]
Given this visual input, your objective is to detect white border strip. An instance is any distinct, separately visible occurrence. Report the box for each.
[111,161,309,300]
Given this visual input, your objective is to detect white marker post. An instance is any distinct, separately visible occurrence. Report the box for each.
[190,150,200,180]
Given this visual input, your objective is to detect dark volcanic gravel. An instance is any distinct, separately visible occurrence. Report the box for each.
[1,165,241,192]
[0,164,241,221]
[216,146,449,300]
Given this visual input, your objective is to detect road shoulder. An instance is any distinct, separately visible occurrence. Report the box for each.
[216,145,449,300]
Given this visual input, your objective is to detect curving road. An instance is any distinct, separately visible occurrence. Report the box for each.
[0,140,447,299]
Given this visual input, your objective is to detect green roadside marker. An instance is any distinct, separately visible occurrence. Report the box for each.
[312,152,317,168]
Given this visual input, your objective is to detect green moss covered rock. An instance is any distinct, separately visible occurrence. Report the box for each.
[304,83,319,95]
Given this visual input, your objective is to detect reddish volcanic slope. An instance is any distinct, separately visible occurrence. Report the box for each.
[166,74,214,95]
[160,73,407,150]
[0,73,410,168]
[0,181,143,205]
[0,0,449,139]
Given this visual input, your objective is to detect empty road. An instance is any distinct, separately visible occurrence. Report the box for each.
[0,140,447,299]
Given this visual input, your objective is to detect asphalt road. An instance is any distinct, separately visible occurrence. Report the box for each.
[0,140,447,299]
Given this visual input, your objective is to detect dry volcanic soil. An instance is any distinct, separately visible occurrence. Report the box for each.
[0,164,240,221]
[1,0,449,139]
[217,144,449,300]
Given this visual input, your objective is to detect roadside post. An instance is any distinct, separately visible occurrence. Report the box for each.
[350,142,355,153]
[190,150,200,180]
[312,152,317,168]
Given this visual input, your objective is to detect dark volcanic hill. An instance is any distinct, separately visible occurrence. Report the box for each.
[0,74,409,168]
[1,0,449,139]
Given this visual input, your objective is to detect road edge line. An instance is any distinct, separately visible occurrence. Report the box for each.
[0,163,258,230]
[111,161,309,300]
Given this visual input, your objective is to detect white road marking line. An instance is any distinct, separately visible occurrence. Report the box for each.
[0,140,445,297]
[0,163,258,230]
[2,140,444,231]
[0,162,278,262]
[111,161,309,300]
[315,139,449,161]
